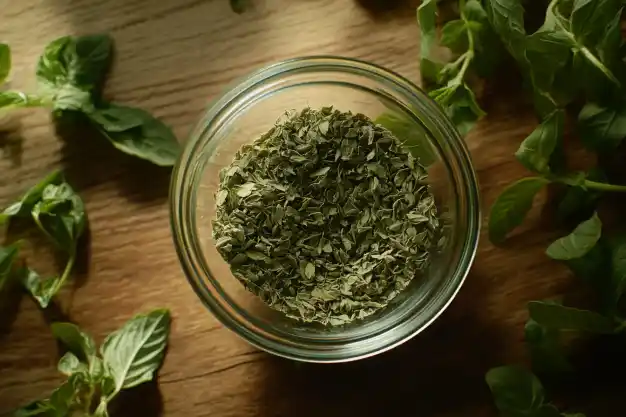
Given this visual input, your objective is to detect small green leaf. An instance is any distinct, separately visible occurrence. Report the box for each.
[21,268,57,308]
[483,0,526,62]
[32,182,86,253]
[0,170,63,224]
[51,322,97,360]
[488,177,548,244]
[0,91,39,111]
[417,0,440,83]
[431,84,485,136]
[90,105,180,166]
[515,110,564,174]
[578,102,626,151]
[546,212,602,260]
[36,34,112,104]
[57,352,88,376]
[0,242,20,292]
[305,262,316,279]
[0,43,11,85]
[485,365,545,415]
[528,301,616,333]
[101,309,170,397]
[440,20,468,53]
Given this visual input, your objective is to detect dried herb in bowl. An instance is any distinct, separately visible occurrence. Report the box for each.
[213,107,440,325]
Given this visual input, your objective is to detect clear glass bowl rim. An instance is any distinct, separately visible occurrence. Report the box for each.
[170,56,481,362]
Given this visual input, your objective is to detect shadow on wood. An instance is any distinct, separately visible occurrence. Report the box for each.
[110,379,164,417]
[253,267,512,417]
[54,112,171,205]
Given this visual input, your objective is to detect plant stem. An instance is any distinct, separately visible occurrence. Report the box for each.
[583,180,626,193]
[578,46,621,86]
[51,251,76,295]
[449,0,475,86]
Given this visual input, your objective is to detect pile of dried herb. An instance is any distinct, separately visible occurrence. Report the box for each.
[213,107,440,325]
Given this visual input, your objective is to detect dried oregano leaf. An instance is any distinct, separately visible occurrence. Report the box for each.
[213,107,440,326]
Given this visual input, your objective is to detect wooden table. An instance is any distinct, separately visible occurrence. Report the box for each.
[0,1,619,416]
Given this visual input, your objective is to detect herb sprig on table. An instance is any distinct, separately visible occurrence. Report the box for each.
[17,309,171,417]
[0,171,85,308]
[0,35,179,166]
[419,0,626,415]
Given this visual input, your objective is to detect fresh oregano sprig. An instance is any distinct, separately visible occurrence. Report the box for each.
[0,171,86,308]
[418,0,503,135]
[16,309,171,417]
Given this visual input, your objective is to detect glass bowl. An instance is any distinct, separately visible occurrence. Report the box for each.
[170,56,480,363]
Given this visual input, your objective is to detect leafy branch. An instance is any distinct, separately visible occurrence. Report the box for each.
[0,35,180,166]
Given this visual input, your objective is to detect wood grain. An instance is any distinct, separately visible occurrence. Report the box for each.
[0,1,621,416]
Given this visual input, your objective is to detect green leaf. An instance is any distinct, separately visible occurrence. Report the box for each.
[36,34,112,107]
[441,20,468,53]
[578,102,626,151]
[431,84,485,136]
[483,0,526,62]
[49,373,89,414]
[0,170,63,224]
[485,365,545,414]
[21,268,57,308]
[488,177,548,244]
[464,0,503,77]
[417,0,440,83]
[570,0,622,47]
[0,43,11,85]
[0,242,20,291]
[89,105,180,166]
[515,110,564,174]
[88,104,144,132]
[525,318,572,374]
[57,352,88,376]
[101,309,171,396]
[51,322,97,360]
[528,301,616,333]
[32,182,86,253]
[525,29,573,93]
[375,112,436,166]
[546,212,602,260]
[0,91,40,111]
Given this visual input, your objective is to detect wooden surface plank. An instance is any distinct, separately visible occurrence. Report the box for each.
[0,0,611,416]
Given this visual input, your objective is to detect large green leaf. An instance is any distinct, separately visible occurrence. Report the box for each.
[485,366,545,415]
[578,102,626,151]
[528,301,616,333]
[101,309,171,396]
[488,177,548,244]
[89,105,180,166]
[515,110,564,174]
[546,212,602,260]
